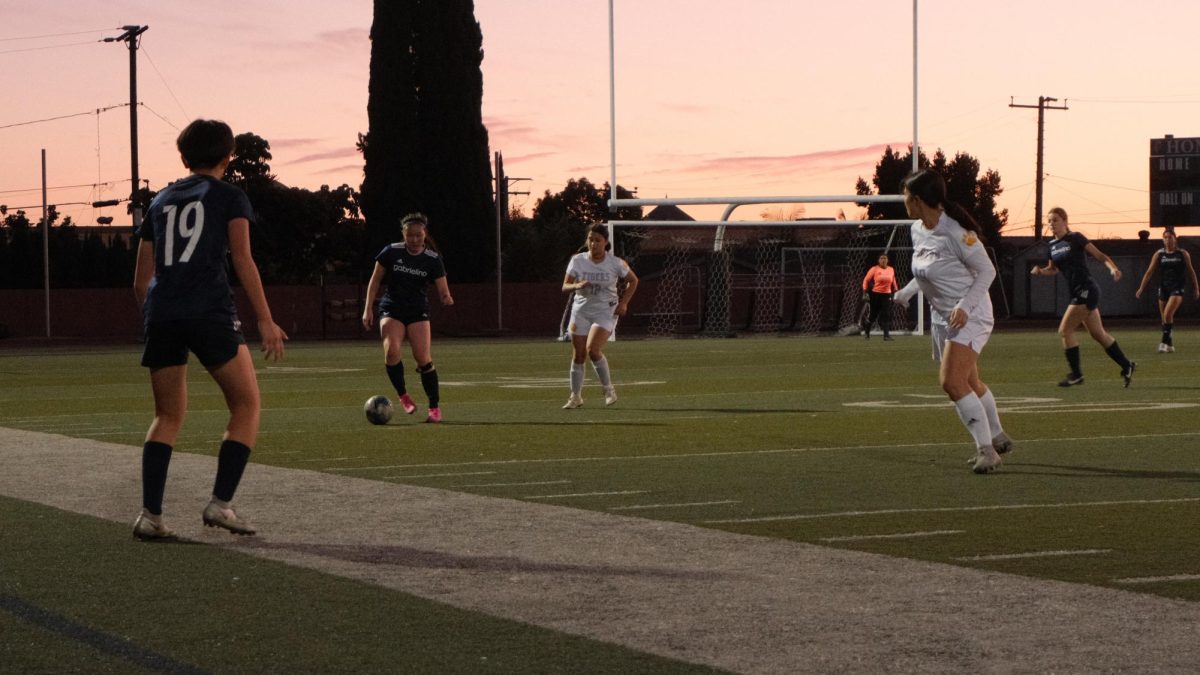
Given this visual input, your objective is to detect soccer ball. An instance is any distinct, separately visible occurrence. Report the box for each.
[364,395,393,425]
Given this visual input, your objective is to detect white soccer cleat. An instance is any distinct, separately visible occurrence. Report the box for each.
[1158,343,1169,353]
[992,431,1014,456]
[1167,345,1176,353]
[603,386,618,406]
[562,394,584,409]
[971,445,1002,474]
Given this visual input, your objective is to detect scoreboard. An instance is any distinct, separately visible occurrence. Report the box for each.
[1150,135,1200,227]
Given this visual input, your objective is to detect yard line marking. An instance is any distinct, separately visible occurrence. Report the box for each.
[820,530,963,543]
[453,480,571,488]
[704,497,1200,524]
[609,500,741,512]
[383,471,497,479]
[297,456,367,464]
[321,431,1200,472]
[957,549,1111,562]
[1113,574,1200,585]
[525,490,648,500]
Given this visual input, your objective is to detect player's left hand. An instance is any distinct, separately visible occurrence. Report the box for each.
[1110,267,1122,282]
[948,307,968,329]
[441,294,454,306]
[259,320,288,362]
[615,302,628,317]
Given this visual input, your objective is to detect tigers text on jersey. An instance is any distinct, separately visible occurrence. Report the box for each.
[138,174,254,324]
[567,252,630,311]
[374,244,446,312]
[1048,231,1093,294]
[895,213,995,325]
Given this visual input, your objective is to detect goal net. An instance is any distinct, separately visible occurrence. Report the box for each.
[613,221,917,337]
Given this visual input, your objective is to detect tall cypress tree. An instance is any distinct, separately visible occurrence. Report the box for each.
[362,0,494,282]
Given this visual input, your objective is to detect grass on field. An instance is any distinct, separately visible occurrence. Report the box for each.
[1,328,1198,671]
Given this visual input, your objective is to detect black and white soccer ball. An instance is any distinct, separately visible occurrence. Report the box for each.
[364,395,394,425]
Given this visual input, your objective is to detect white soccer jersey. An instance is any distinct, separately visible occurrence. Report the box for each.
[567,252,630,311]
[894,212,995,325]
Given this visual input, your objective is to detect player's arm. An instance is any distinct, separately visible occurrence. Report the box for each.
[1135,253,1160,298]
[434,276,454,306]
[1184,250,1200,300]
[950,235,996,327]
[133,240,155,309]
[228,217,287,361]
[892,278,919,308]
[1030,259,1056,276]
[362,262,386,329]
[562,272,588,293]
[615,267,639,317]
[1085,243,1121,281]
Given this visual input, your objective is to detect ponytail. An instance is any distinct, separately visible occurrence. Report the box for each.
[902,170,984,243]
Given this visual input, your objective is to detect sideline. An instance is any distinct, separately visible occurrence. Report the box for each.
[3,427,1200,673]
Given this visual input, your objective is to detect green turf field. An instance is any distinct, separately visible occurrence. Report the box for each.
[2,329,1198,671]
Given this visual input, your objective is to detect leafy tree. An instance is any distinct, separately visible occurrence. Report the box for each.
[226,132,276,187]
[362,0,495,282]
[855,145,1007,243]
[502,178,641,282]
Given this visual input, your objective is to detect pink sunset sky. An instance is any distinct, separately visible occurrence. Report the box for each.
[2,0,1198,240]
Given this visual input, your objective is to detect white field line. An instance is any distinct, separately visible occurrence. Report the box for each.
[609,500,741,512]
[820,530,964,543]
[382,471,497,479]
[705,497,1200,524]
[297,456,368,464]
[322,430,1200,472]
[956,549,1112,562]
[525,490,648,500]
[1113,574,1200,585]
[452,480,571,488]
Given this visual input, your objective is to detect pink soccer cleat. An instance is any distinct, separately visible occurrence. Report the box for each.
[426,407,442,423]
[398,393,417,415]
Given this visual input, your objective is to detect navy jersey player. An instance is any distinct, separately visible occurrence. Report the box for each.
[131,119,287,541]
[1135,229,1199,352]
[1031,207,1134,387]
[362,213,454,423]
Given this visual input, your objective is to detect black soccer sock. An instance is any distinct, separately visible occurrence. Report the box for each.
[212,439,252,503]
[1104,341,1132,370]
[1065,346,1082,376]
[1164,323,1174,346]
[141,441,173,515]
[386,362,407,397]
[418,362,439,408]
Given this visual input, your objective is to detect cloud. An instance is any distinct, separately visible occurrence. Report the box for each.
[288,148,363,164]
[270,138,326,150]
[502,151,558,164]
[674,143,903,177]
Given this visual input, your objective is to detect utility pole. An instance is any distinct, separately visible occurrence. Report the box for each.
[1010,96,1068,240]
[104,25,148,231]
[492,151,529,331]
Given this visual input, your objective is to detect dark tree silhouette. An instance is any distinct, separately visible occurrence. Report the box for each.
[361,0,494,282]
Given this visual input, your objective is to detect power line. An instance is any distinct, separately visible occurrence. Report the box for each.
[0,181,127,195]
[0,28,116,42]
[0,103,129,130]
[0,39,99,55]
[1045,174,1146,193]
[139,102,179,130]
[140,45,189,122]
[1071,96,1200,104]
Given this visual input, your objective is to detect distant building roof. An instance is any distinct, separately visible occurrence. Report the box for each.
[643,204,695,222]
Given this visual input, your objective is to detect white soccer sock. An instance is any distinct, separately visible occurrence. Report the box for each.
[591,356,612,388]
[570,362,585,397]
[953,392,994,448]
[978,388,1005,439]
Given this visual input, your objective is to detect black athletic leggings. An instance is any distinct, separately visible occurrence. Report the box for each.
[865,291,893,333]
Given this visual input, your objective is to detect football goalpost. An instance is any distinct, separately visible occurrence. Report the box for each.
[601,1,926,338]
